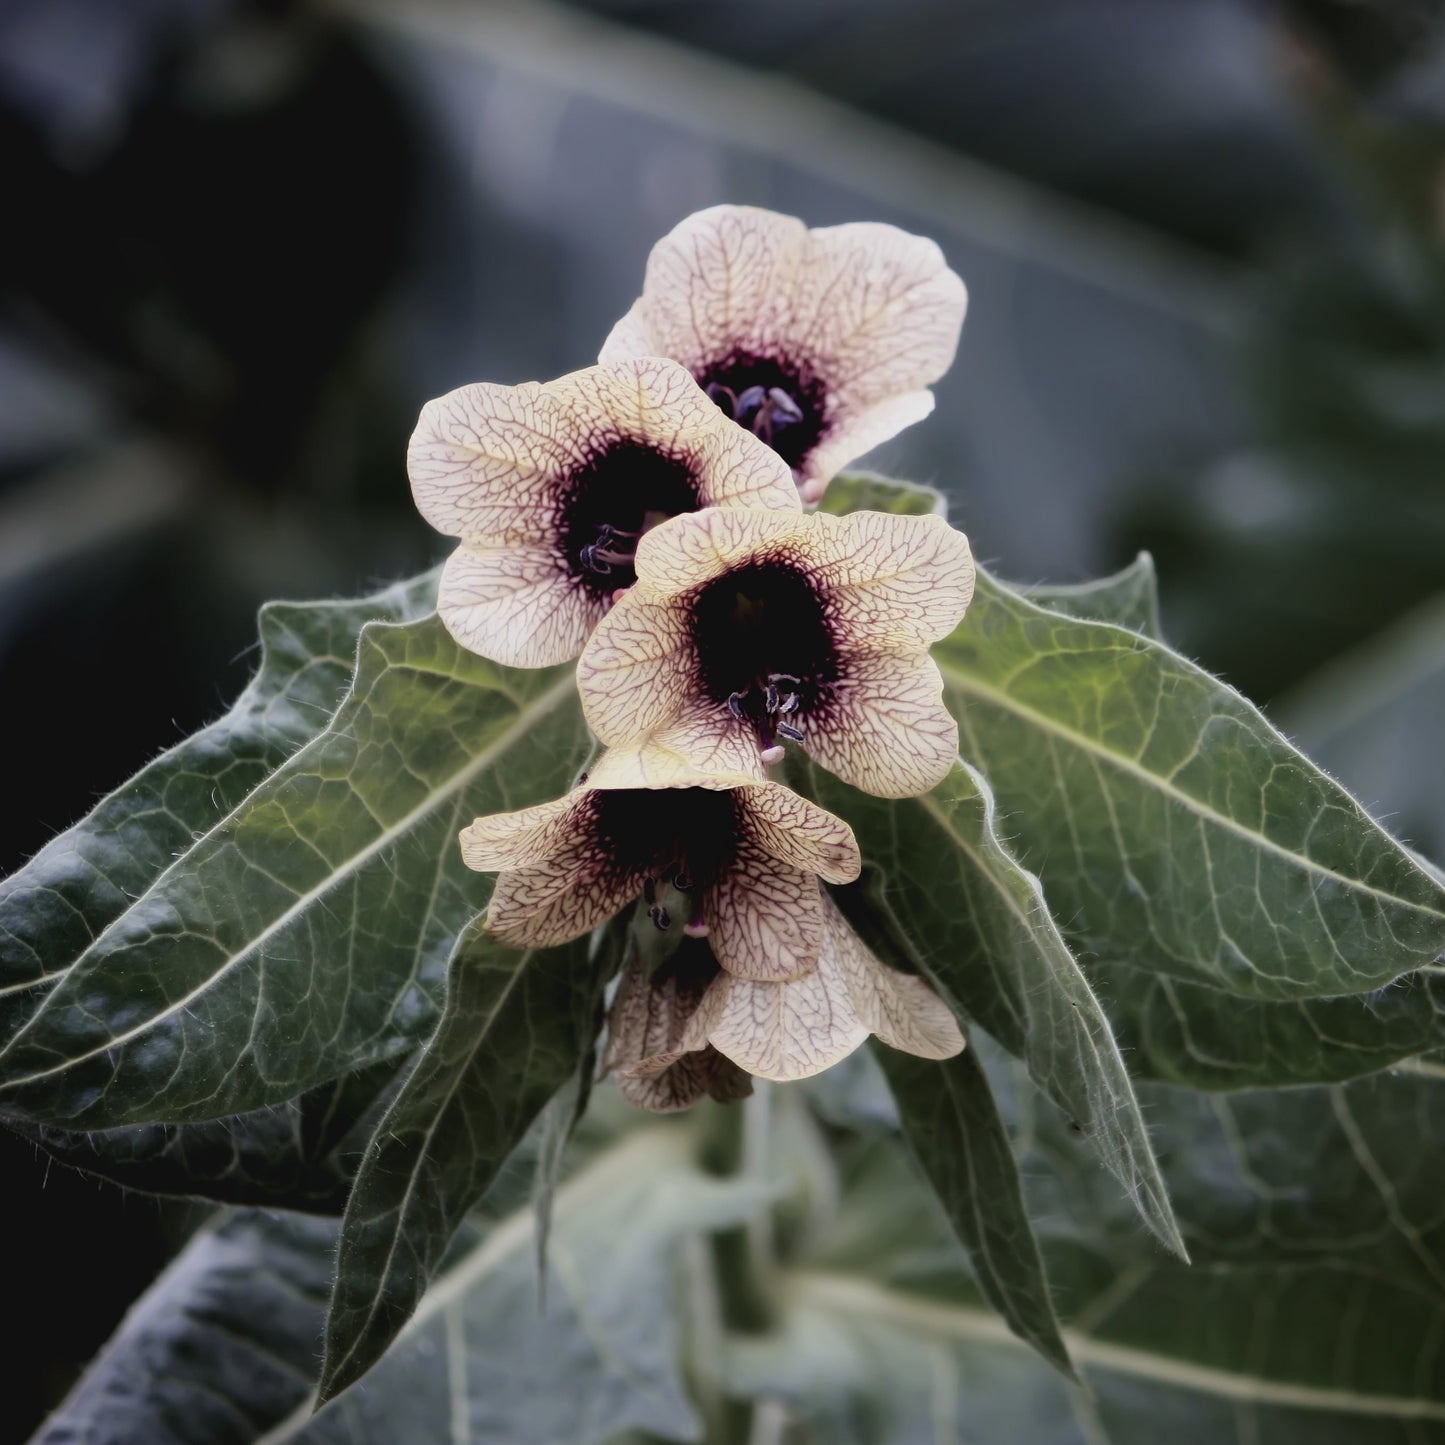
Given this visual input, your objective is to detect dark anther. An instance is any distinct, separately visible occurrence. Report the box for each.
[649,905,671,931]
[778,693,800,715]
[727,692,747,720]
[706,382,739,412]
[643,877,656,905]
[768,672,801,686]
[673,870,693,891]
[777,722,804,743]
[764,683,780,713]
[580,544,609,575]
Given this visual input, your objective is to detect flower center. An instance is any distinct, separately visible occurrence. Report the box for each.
[559,440,699,597]
[698,350,825,471]
[592,789,739,931]
[690,561,838,751]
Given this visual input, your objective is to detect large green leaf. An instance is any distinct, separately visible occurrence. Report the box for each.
[871,1039,1074,1378]
[10,1057,401,1212]
[0,572,438,1049]
[0,614,591,1128]
[321,921,606,1402]
[757,1047,1445,1444]
[941,567,1445,1003]
[814,759,1183,1258]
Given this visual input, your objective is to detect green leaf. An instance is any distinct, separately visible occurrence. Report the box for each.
[816,759,1182,1258]
[941,567,1445,1003]
[819,470,946,518]
[0,613,591,1128]
[31,1210,335,1445]
[0,572,438,1049]
[740,1045,1445,1444]
[871,1039,1075,1379]
[10,1058,401,1212]
[294,1126,769,1444]
[1017,552,1163,639]
[320,920,606,1403]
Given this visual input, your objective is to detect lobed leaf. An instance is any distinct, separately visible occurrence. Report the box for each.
[0,613,592,1128]
[817,759,1183,1257]
[941,567,1445,1003]
[0,572,439,1050]
[320,921,606,1402]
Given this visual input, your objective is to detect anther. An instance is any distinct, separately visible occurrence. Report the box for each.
[777,722,804,743]
[649,905,671,931]
[672,870,693,891]
[764,683,780,713]
[643,877,656,905]
[778,693,800,715]
[727,692,747,721]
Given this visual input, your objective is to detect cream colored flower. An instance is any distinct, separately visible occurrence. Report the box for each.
[459,745,861,985]
[606,895,964,1108]
[409,356,799,668]
[576,507,975,798]
[601,205,967,503]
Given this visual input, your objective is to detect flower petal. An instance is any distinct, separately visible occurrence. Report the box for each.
[800,391,936,503]
[587,731,765,790]
[821,894,964,1060]
[735,783,860,885]
[807,511,975,649]
[704,949,869,1082]
[599,206,808,372]
[486,834,642,948]
[460,788,592,872]
[550,356,799,515]
[807,648,959,798]
[642,699,771,780]
[617,1047,752,1112]
[792,221,966,413]
[575,587,693,746]
[438,543,599,668]
[631,507,805,598]
[704,840,825,983]
[605,950,726,1079]
[408,380,584,542]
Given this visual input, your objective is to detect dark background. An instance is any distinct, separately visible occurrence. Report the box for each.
[4,0,1445,1437]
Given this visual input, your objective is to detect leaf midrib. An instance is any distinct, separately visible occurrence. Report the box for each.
[794,1271,1445,1421]
[0,670,578,1090]
[942,662,1445,926]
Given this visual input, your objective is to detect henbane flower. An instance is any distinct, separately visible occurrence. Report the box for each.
[600,205,967,503]
[409,356,799,668]
[605,894,965,1112]
[576,507,975,798]
[458,745,861,984]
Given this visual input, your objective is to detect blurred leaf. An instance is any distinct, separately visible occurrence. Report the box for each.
[31,1210,335,1445]
[321,921,607,1402]
[758,1044,1445,1444]
[0,612,591,1128]
[0,571,439,1050]
[35,1121,772,1445]
[300,1126,768,1444]
[942,568,1445,1003]
[11,1057,401,1212]
[871,1039,1074,1378]
[818,761,1182,1258]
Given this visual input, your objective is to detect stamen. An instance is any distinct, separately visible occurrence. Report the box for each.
[777,722,804,743]
[643,877,656,905]
[778,693,800,715]
[727,692,747,721]
[649,904,671,931]
[764,683,780,713]
[672,870,693,891]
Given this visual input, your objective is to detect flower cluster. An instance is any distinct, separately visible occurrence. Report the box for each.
[411,205,974,1110]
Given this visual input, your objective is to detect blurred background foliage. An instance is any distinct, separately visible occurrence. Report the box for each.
[4,0,1445,1437]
